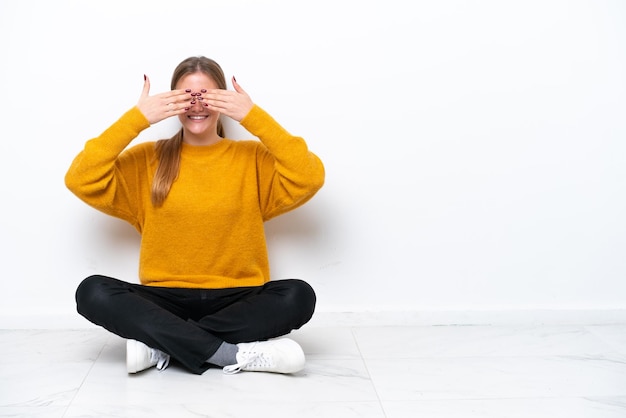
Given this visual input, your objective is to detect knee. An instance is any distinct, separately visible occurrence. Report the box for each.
[280,279,317,325]
[75,275,115,318]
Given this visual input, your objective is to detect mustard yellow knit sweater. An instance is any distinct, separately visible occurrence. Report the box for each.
[65,105,325,289]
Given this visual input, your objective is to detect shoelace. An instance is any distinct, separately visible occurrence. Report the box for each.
[152,349,170,371]
[223,343,271,375]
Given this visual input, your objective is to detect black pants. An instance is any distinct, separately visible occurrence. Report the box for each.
[75,275,316,374]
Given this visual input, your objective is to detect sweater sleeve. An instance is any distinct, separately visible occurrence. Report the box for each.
[64,107,151,228]
[239,105,325,220]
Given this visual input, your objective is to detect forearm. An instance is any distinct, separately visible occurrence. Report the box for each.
[65,107,150,206]
[241,106,325,219]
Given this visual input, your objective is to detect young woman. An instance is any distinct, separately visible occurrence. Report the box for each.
[65,56,325,375]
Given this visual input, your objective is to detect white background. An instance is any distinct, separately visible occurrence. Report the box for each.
[1,0,625,327]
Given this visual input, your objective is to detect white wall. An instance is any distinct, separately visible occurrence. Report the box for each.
[1,0,625,327]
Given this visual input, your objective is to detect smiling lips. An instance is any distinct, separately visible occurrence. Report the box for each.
[188,115,209,121]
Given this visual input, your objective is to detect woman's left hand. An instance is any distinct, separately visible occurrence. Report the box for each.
[202,76,255,122]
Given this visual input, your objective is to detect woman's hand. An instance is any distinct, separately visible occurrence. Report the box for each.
[136,75,192,125]
[202,76,255,122]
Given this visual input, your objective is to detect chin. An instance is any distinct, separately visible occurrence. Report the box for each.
[185,125,209,135]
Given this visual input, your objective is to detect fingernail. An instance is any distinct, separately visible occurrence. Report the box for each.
[184,107,190,111]
[191,100,196,104]
[144,74,147,81]
[201,89,207,93]
[233,76,237,82]
[204,103,208,107]
[185,89,191,93]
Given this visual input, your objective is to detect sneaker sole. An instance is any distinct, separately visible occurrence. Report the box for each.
[126,339,141,374]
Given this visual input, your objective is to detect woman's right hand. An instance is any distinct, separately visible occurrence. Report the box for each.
[136,75,192,125]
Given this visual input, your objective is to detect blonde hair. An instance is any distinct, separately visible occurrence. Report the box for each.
[151,56,227,206]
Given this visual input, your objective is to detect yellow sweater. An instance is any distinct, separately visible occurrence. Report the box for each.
[65,105,325,289]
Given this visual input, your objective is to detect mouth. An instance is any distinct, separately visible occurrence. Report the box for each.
[187,115,209,121]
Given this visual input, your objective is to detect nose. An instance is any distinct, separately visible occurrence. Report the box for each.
[188,96,205,111]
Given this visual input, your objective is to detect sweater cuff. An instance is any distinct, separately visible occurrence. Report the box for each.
[125,106,152,130]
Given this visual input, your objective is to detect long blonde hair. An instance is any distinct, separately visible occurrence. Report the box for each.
[151,56,227,206]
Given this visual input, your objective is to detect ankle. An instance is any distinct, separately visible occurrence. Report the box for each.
[206,341,238,367]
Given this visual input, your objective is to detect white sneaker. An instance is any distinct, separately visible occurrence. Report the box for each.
[222,338,305,375]
[126,339,170,374]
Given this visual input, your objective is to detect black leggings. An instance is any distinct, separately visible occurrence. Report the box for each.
[75,275,316,374]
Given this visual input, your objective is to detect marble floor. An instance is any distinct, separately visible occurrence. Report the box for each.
[1,324,626,417]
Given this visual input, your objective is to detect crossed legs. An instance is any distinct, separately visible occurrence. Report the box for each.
[75,275,316,374]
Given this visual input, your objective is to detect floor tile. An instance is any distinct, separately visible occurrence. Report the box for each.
[64,401,386,418]
[0,329,109,364]
[288,327,362,359]
[365,355,626,401]
[586,325,626,353]
[0,407,66,417]
[0,362,93,408]
[382,397,626,418]
[353,325,618,358]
